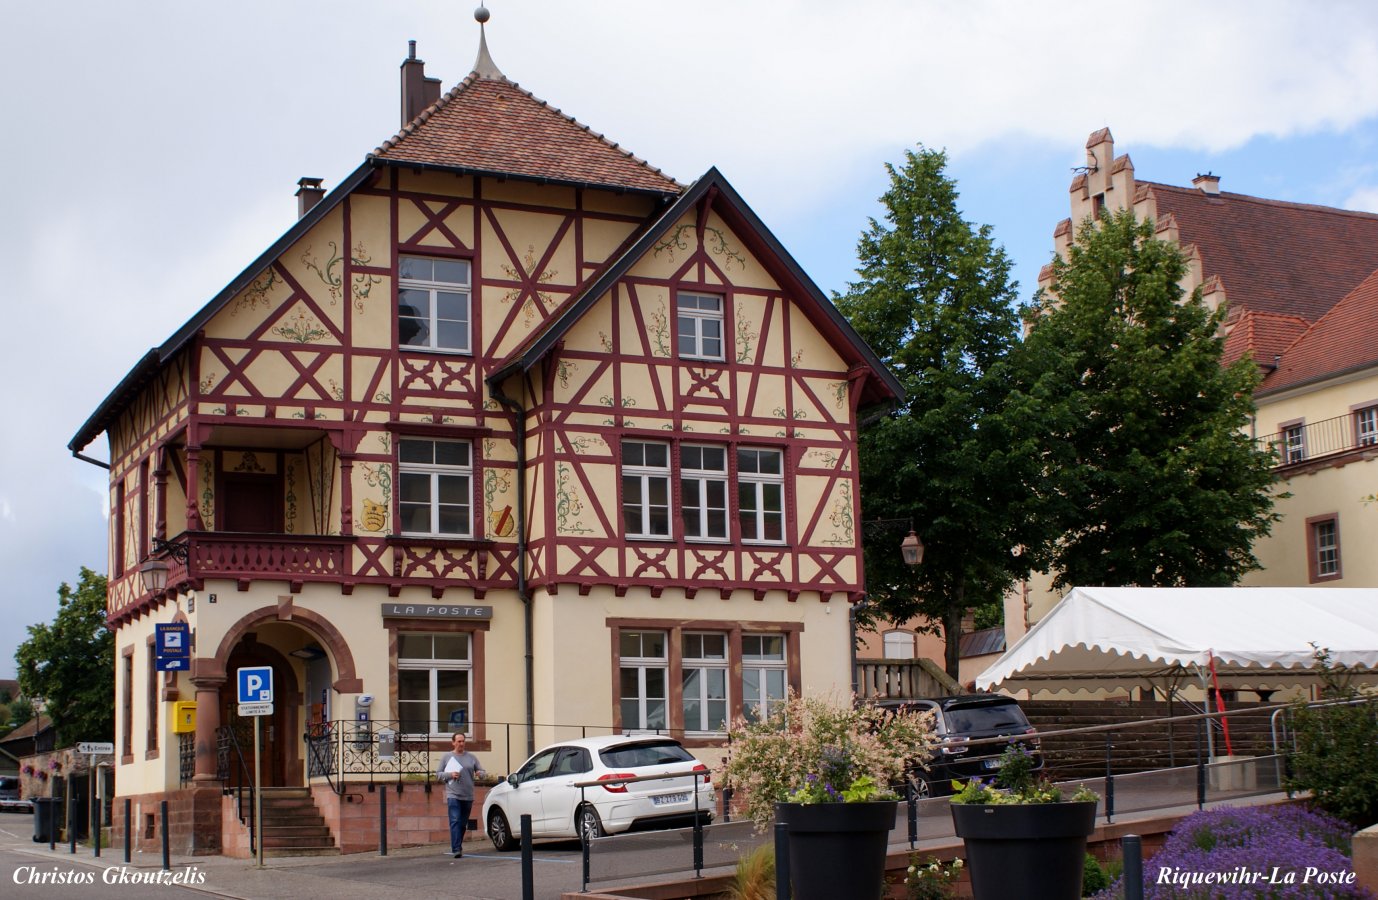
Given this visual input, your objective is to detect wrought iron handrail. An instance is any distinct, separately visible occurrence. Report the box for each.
[1257,411,1377,467]
[216,722,257,855]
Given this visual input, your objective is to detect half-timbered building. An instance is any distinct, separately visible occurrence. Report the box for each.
[69,22,900,854]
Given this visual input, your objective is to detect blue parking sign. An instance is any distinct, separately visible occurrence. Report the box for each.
[237,666,274,704]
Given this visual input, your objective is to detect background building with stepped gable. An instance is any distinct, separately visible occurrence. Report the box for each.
[1005,128,1378,664]
[68,17,900,854]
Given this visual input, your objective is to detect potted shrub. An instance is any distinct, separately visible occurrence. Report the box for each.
[721,692,936,900]
[949,745,1099,900]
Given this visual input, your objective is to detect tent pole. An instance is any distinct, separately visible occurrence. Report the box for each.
[1199,666,1216,760]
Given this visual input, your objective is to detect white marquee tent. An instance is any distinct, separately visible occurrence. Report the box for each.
[975,587,1378,694]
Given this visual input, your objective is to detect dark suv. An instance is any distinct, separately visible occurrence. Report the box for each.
[879,694,1042,797]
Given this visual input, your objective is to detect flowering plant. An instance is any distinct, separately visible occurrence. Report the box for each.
[1094,805,1364,899]
[951,744,1098,805]
[720,692,937,831]
[48,759,61,772]
[21,764,34,776]
[903,854,963,900]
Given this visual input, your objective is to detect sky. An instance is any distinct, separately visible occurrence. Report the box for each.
[2,0,1378,679]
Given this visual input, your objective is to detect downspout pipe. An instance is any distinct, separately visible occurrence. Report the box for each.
[489,379,535,758]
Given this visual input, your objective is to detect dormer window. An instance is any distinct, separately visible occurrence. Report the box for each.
[399,256,472,353]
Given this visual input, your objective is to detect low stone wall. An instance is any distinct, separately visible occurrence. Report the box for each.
[108,785,223,856]
[315,780,494,854]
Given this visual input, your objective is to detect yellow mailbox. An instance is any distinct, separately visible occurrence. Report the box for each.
[172,701,197,734]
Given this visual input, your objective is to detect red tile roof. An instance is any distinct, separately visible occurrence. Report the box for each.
[1260,269,1378,394]
[1145,182,1378,323]
[373,72,681,194]
[1221,310,1310,369]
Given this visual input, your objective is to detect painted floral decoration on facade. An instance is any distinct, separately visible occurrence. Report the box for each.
[350,240,382,311]
[233,269,282,315]
[652,222,747,271]
[500,245,558,327]
[555,463,594,535]
[272,309,330,344]
[736,316,758,363]
[301,242,344,302]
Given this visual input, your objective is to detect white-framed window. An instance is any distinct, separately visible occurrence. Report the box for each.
[619,630,667,731]
[1281,424,1305,464]
[622,441,671,539]
[681,632,728,734]
[398,438,472,537]
[397,633,472,737]
[742,633,787,723]
[1356,407,1378,447]
[1314,519,1340,579]
[882,630,917,660]
[677,292,724,361]
[680,444,728,541]
[398,255,472,353]
[737,448,785,543]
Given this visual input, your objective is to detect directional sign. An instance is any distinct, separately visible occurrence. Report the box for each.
[76,742,114,755]
[237,702,274,717]
[237,666,273,704]
[155,623,191,671]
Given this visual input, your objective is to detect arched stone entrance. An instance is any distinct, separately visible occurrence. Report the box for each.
[219,635,301,787]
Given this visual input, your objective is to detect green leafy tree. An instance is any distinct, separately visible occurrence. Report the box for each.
[1013,209,1278,590]
[15,567,114,746]
[838,147,1048,678]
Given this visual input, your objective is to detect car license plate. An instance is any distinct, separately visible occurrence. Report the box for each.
[652,792,689,806]
[982,758,1001,770]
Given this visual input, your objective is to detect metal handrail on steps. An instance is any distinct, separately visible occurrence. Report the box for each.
[216,723,257,855]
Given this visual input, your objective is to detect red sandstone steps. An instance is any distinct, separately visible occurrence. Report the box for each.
[257,787,339,858]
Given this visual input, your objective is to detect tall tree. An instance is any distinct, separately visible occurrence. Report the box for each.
[838,147,1045,679]
[1013,209,1278,590]
[16,567,113,746]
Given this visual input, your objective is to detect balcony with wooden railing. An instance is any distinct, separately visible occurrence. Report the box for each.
[1257,410,1378,471]
[168,531,352,592]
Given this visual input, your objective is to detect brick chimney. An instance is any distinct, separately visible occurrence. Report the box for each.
[401,40,442,127]
[296,177,325,219]
[1193,172,1221,196]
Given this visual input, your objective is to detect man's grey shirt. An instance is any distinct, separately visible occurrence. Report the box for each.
[436,750,482,801]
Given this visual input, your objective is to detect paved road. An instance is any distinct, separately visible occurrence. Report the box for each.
[0,762,1288,900]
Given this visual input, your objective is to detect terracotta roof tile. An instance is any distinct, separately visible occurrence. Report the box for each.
[1145,182,1378,322]
[1086,127,1113,148]
[1260,270,1378,393]
[1110,154,1132,174]
[373,73,681,194]
[1221,310,1310,369]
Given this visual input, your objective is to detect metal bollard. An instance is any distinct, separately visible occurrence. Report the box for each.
[1123,834,1143,900]
[94,798,101,858]
[774,822,790,900]
[521,814,534,900]
[68,788,76,854]
[379,786,388,856]
[906,783,918,849]
[161,800,170,872]
[1104,733,1115,823]
[124,798,131,864]
[722,786,732,824]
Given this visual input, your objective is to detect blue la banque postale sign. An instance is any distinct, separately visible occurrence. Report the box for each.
[381,603,493,619]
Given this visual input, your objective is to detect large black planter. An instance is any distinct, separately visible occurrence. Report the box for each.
[776,800,897,900]
[950,801,1098,900]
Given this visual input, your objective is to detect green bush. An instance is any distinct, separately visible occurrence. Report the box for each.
[1285,648,1378,827]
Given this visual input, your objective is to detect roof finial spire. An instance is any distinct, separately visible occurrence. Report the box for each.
[472,4,504,80]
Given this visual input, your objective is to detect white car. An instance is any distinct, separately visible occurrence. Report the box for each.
[481,734,714,849]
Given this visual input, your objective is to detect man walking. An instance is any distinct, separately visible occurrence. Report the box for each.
[437,731,486,857]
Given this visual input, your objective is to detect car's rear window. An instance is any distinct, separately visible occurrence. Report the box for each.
[599,740,693,768]
[0,777,19,795]
[944,703,1031,732]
